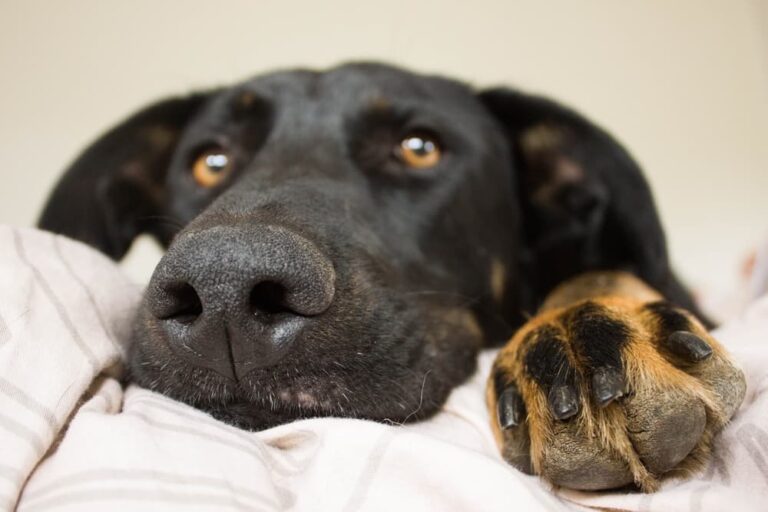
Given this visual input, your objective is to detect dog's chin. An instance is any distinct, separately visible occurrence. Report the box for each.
[129,303,484,431]
[200,398,347,432]
[130,352,471,432]
[197,389,443,432]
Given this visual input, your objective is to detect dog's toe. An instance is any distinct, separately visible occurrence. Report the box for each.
[542,421,633,490]
[624,388,706,475]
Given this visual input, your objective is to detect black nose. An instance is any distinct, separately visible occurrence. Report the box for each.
[146,224,335,380]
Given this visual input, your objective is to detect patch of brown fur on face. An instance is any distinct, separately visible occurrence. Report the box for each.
[489,258,506,304]
[114,125,180,207]
[445,308,484,347]
[518,124,590,209]
[519,124,563,156]
[530,157,585,208]
[143,125,177,151]
[519,125,563,194]
[237,91,257,109]
[120,161,166,206]
[424,306,485,359]
[369,96,392,112]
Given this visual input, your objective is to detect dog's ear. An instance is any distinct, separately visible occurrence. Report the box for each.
[479,88,701,314]
[38,92,212,259]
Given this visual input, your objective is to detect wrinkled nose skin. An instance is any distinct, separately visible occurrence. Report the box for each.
[146,224,336,381]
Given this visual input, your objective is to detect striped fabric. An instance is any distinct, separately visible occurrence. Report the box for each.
[1,226,767,511]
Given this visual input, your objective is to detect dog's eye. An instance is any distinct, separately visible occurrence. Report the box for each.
[192,148,232,188]
[397,133,441,169]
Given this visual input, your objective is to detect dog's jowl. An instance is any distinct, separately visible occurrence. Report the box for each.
[39,62,745,491]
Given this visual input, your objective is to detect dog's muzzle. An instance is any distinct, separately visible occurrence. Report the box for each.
[145,224,336,380]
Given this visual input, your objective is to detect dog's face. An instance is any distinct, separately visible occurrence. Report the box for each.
[40,63,677,430]
[138,64,522,428]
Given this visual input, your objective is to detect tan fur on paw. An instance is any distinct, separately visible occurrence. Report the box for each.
[487,272,746,492]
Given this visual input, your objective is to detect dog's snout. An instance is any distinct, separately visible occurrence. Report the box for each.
[146,224,335,380]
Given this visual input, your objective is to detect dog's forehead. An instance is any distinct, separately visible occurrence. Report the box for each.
[237,62,476,109]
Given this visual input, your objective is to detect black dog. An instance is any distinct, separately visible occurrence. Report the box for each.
[39,63,743,491]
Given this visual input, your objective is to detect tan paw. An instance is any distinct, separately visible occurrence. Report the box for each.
[487,297,746,491]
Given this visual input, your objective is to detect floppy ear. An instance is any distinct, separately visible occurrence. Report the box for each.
[479,88,705,318]
[38,92,211,259]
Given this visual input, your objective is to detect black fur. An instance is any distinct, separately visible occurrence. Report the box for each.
[522,328,574,391]
[39,62,698,430]
[567,301,630,371]
[522,327,580,420]
[645,300,695,333]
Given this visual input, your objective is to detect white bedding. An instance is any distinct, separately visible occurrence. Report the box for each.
[2,225,768,512]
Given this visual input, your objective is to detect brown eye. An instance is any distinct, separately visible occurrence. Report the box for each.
[192,148,232,188]
[398,133,441,169]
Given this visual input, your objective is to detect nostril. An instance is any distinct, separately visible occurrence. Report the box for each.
[250,281,292,316]
[160,282,203,324]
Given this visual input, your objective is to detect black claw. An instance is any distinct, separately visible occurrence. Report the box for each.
[497,386,525,429]
[548,384,580,420]
[667,331,713,362]
[591,366,625,407]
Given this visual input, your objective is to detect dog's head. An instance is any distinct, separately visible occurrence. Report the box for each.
[39,63,670,429]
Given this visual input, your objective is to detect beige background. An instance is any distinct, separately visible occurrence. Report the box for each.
[1,0,767,294]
